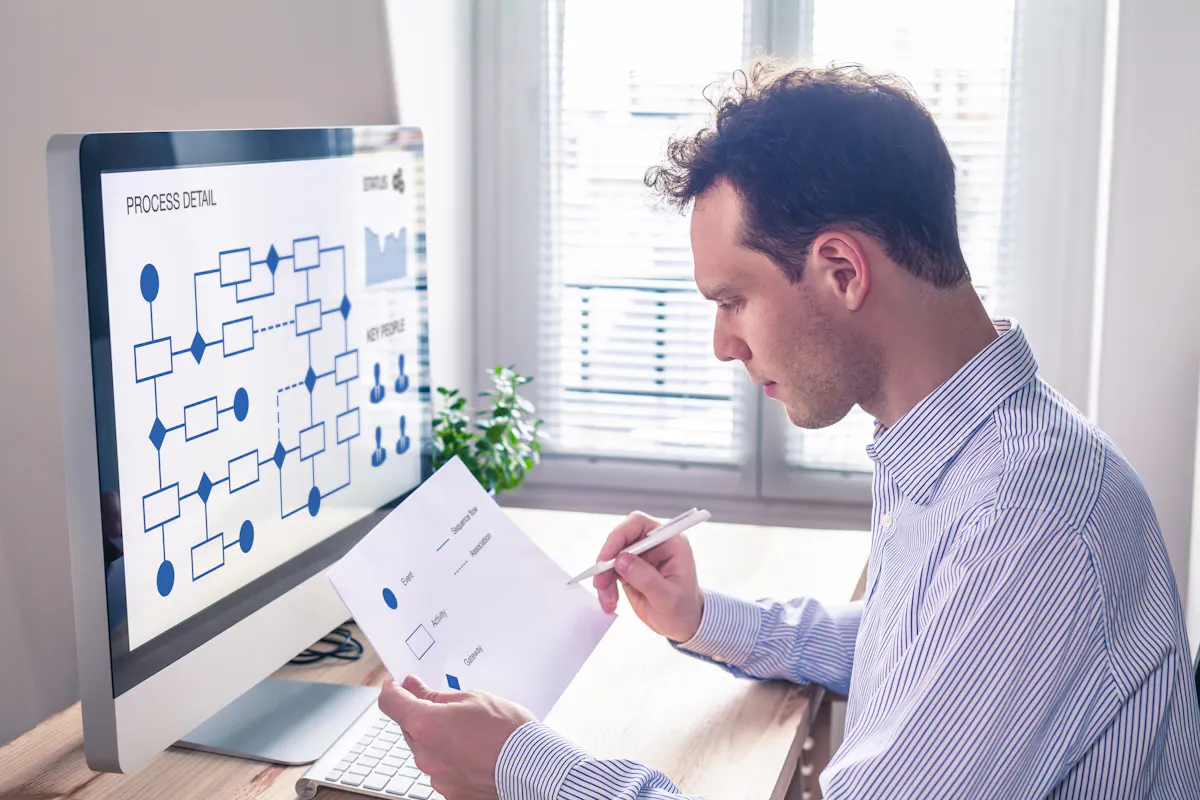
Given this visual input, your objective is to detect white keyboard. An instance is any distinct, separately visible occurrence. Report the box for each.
[296,705,442,800]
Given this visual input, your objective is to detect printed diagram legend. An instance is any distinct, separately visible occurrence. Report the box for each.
[406,624,435,660]
[134,235,364,597]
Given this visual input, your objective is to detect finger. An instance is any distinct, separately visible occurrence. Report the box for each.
[594,512,661,595]
[379,678,431,728]
[635,531,692,569]
[614,553,672,605]
[401,673,466,704]
[620,577,646,609]
[596,581,619,614]
[597,512,660,563]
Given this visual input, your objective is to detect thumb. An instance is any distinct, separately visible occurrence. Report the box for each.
[614,553,672,604]
[379,677,430,726]
[402,673,463,704]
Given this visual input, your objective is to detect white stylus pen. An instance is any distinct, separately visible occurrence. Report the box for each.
[566,508,712,585]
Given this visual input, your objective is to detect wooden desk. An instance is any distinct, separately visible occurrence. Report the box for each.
[0,508,867,800]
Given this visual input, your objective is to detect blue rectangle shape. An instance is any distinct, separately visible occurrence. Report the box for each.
[222,316,255,357]
[133,337,173,383]
[294,300,322,334]
[334,349,359,384]
[190,535,225,580]
[219,247,252,286]
[183,396,219,441]
[227,449,260,493]
[293,236,320,271]
[142,483,181,532]
[336,408,360,443]
[299,422,326,461]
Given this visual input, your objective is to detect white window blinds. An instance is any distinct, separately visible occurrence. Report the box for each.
[785,0,1018,473]
[538,0,1018,474]
[538,0,749,464]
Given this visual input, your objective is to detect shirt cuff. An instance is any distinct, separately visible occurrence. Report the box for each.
[674,589,762,666]
[496,721,590,800]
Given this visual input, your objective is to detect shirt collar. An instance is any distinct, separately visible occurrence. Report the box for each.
[865,319,1038,506]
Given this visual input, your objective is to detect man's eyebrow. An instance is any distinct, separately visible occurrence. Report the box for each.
[698,282,742,301]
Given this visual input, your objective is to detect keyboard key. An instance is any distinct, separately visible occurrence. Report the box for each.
[368,746,390,758]
[378,732,401,743]
[347,763,372,777]
[341,773,366,787]
[377,765,398,777]
[390,743,412,756]
[386,775,416,795]
[416,775,432,786]
[357,735,376,747]
[371,719,387,730]
[398,766,420,779]
[383,757,406,769]
[429,793,445,800]
[364,772,391,791]
[336,758,355,770]
[407,785,434,799]
[358,755,381,768]
[325,770,345,782]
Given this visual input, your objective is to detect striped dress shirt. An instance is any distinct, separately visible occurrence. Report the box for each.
[496,319,1200,799]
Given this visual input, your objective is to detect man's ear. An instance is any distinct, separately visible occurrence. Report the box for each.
[809,231,870,312]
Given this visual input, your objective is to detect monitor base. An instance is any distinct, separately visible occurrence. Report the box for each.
[175,677,380,765]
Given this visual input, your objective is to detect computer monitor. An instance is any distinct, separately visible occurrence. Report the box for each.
[46,127,433,773]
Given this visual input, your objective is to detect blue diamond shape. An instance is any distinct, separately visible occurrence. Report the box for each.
[266,245,280,274]
[305,367,317,394]
[190,332,206,364]
[197,472,213,504]
[446,674,460,690]
[149,418,166,450]
[272,441,286,469]
[340,295,351,319]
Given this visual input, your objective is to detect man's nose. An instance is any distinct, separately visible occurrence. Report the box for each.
[713,324,750,363]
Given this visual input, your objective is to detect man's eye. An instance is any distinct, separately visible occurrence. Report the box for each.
[717,301,739,312]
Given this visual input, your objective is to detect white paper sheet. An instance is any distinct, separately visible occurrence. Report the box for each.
[327,457,615,718]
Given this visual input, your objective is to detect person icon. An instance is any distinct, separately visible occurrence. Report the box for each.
[371,426,388,467]
[396,415,410,455]
[394,354,410,395]
[370,362,386,404]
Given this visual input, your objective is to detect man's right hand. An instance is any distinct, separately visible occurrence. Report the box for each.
[593,512,705,643]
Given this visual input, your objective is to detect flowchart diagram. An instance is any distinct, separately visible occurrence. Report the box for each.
[133,233,413,598]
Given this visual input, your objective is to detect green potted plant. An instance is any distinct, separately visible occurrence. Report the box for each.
[432,366,544,495]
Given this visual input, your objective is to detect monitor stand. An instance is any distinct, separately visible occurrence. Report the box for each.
[175,677,380,765]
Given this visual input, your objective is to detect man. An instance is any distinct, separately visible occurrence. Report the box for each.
[380,62,1200,798]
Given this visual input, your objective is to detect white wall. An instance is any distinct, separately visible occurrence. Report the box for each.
[0,0,397,746]
[385,0,476,396]
[1089,0,1200,637]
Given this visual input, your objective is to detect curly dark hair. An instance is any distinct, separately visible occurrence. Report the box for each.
[645,60,969,286]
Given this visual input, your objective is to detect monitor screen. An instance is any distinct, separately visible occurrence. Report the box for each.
[79,128,432,696]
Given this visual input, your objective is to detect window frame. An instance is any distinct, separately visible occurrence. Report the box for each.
[471,0,1105,520]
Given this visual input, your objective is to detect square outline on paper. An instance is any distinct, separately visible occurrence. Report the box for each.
[405,624,435,660]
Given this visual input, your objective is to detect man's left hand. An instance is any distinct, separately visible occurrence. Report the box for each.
[378,674,536,800]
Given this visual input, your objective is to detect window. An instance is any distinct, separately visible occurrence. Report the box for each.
[785,0,1017,475]
[475,0,1105,517]
[538,0,749,464]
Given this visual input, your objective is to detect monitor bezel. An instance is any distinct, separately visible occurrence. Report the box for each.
[77,127,434,699]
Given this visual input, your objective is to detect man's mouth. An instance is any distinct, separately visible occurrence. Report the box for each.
[752,376,778,398]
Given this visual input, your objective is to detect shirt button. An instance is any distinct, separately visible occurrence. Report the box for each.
[881,513,893,530]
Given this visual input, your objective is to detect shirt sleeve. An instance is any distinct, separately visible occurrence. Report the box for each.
[674,590,863,695]
[820,507,1119,799]
[497,722,706,800]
